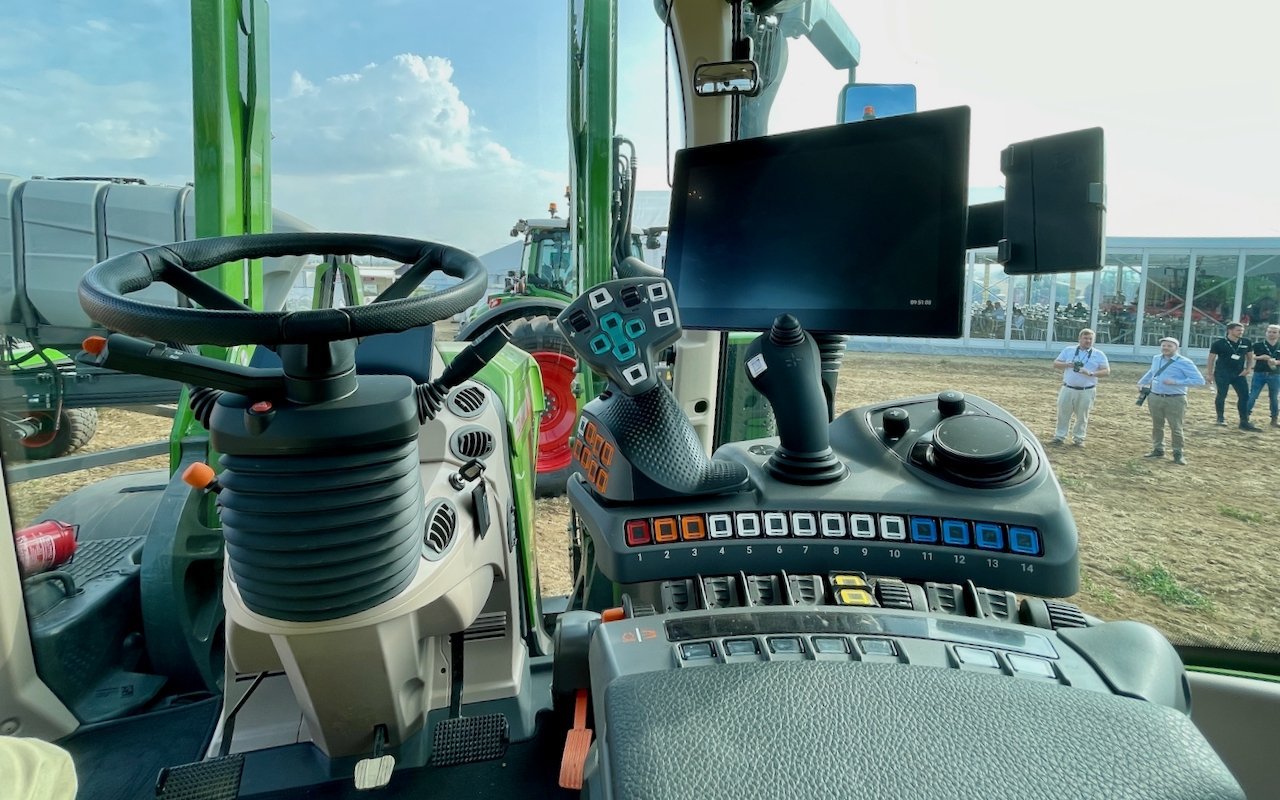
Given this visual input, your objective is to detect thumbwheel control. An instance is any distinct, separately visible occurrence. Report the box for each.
[930,415,1027,484]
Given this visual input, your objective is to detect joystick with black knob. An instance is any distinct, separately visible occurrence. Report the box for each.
[743,314,846,484]
[882,407,911,440]
[938,389,967,417]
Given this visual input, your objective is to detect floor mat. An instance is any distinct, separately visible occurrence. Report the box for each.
[246,713,576,800]
[58,697,221,800]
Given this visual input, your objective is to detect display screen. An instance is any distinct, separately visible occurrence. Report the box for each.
[663,106,970,336]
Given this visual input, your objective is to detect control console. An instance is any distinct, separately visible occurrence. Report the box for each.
[557,278,1076,597]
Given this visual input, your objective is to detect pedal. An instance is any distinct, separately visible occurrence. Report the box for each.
[354,725,395,791]
[430,713,509,767]
[154,754,244,799]
[353,756,395,791]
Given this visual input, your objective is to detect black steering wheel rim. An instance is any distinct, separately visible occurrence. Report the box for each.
[78,232,488,346]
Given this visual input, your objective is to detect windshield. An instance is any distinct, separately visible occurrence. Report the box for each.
[528,232,575,294]
[751,0,1280,655]
[1,1,1276,732]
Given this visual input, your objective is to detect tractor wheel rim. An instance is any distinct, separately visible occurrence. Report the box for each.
[533,350,577,473]
[20,413,57,448]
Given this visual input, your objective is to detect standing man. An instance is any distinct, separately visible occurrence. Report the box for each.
[1206,321,1261,431]
[1138,337,1205,465]
[1051,328,1110,446]
[1248,323,1280,428]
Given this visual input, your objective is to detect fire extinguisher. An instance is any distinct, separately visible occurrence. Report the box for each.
[13,520,78,577]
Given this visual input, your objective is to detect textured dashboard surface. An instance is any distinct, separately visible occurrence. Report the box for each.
[603,661,1243,800]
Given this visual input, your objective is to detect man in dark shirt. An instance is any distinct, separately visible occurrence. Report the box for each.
[1248,323,1280,427]
[1206,321,1261,431]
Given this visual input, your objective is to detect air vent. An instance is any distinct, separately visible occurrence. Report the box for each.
[463,612,508,642]
[447,386,488,418]
[450,426,496,461]
[423,500,458,561]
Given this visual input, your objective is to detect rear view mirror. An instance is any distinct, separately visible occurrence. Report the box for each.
[693,60,760,97]
[838,83,917,122]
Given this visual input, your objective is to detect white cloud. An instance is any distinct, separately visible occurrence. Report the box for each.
[74,119,166,160]
[0,69,187,176]
[289,71,318,97]
[275,54,486,176]
[271,53,563,252]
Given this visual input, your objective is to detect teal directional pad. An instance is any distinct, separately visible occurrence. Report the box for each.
[596,311,646,363]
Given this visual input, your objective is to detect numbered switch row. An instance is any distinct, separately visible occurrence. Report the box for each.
[622,511,1041,557]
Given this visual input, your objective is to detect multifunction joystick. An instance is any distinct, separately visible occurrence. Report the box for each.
[744,314,846,484]
[556,277,748,503]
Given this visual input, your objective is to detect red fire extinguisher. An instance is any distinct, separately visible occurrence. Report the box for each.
[13,520,78,577]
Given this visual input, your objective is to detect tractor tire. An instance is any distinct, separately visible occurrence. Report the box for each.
[20,407,99,461]
[508,316,578,498]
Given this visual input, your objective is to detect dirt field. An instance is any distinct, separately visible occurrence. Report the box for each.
[8,352,1279,652]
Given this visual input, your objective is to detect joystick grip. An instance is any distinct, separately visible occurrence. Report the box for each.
[573,385,749,502]
[744,315,846,484]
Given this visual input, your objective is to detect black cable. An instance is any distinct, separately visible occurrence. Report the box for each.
[218,671,269,757]
[448,631,465,718]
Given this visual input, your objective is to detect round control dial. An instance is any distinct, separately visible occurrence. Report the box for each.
[931,415,1026,483]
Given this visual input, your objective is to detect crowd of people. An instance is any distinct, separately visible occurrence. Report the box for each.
[1050,323,1280,466]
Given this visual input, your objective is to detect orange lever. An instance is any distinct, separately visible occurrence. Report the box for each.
[558,689,593,790]
[82,336,107,356]
[601,606,625,623]
[182,462,217,491]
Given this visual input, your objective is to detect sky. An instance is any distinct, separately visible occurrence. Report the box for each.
[1,1,1278,255]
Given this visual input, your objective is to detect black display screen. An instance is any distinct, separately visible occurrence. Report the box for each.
[663,106,970,336]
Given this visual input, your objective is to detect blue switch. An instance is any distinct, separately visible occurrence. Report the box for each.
[940,519,971,546]
[1008,527,1041,556]
[974,523,1005,551]
[909,517,938,543]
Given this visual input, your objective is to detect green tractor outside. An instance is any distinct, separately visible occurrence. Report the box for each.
[456,205,654,497]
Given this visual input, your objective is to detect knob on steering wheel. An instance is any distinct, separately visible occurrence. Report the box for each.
[78,232,489,346]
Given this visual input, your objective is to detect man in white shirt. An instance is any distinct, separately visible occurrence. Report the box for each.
[1051,328,1110,446]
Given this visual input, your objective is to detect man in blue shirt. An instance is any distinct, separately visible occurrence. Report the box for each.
[1051,328,1110,446]
[1138,337,1206,465]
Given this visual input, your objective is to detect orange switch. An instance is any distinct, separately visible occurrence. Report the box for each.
[680,514,707,541]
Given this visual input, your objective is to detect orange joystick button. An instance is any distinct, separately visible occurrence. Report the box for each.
[82,336,108,356]
[182,462,217,491]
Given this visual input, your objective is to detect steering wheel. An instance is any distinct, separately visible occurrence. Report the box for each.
[79,232,488,346]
